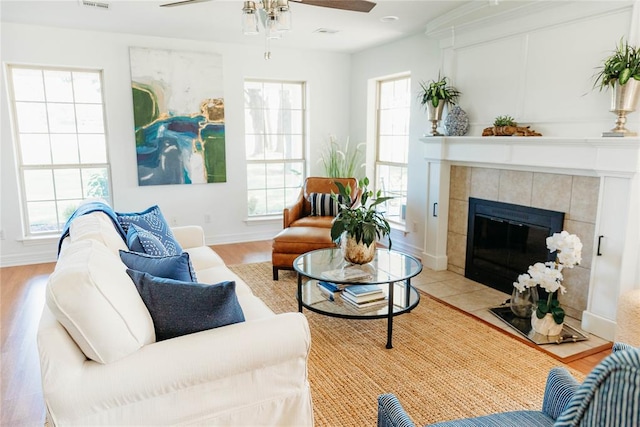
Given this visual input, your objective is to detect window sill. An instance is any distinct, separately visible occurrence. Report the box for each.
[244,215,282,225]
[18,235,59,246]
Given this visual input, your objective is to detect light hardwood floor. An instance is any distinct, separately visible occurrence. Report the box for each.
[0,240,608,426]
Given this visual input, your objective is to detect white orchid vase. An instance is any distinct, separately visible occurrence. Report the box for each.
[513,231,583,333]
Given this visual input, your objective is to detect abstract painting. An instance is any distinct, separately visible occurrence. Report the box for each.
[129,47,226,186]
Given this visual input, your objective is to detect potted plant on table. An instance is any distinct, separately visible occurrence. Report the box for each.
[330,177,393,264]
[594,38,640,136]
[418,73,461,136]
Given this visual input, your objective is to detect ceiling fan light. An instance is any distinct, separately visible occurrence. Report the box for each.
[276,9,291,32]
[241,2,259,35]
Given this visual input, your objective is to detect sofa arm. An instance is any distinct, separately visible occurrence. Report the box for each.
[283,192,305,228]
[44,313,313,426]
[541,367,580,419]
[171,225,206,249]
[377,394,416,427]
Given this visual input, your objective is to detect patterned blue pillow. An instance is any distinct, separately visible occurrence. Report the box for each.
[309,193,344,216]
[126,224,170,257]
[126,269,245,342]
[117,205,182,255]
[119,250,197,282]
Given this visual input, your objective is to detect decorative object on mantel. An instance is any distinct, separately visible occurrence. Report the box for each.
[482,115,542,136]
[444,105,469,136]
[594,38,640,137]
[513,231,583,337]
[418,73,461,137]
[330,177,393,264]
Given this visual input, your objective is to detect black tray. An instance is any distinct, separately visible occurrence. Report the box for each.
[490,306,589,345]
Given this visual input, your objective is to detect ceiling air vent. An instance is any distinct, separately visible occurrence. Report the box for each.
[79,0,110,10]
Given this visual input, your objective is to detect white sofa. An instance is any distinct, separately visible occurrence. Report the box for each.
[38,211,314,426]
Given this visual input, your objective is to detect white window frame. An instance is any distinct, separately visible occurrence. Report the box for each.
[243,79,307,218]
[374,74,411,226]
[6,64,112,237]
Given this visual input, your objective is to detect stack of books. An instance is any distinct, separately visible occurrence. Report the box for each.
[341,284,387,309]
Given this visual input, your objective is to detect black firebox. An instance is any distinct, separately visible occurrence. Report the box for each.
[464,198,564,294]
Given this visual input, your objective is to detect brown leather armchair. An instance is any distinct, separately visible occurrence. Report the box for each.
[272,177,359,280]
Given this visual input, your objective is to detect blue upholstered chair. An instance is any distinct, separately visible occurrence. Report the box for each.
[378,343,639,427]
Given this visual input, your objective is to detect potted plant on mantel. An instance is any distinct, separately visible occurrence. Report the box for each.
[594,38,640,136]
[330,177,393,265]
[418,73,461,137]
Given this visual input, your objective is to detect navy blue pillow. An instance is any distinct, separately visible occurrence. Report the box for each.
[126,269,245,341]
[119,250,197,282]
[117,205,183,255]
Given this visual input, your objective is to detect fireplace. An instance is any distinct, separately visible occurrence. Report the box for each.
[464,198,565,294]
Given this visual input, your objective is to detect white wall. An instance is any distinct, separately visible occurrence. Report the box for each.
[0,23,351,266]
[349,34,443,257]
[349,0,636,260]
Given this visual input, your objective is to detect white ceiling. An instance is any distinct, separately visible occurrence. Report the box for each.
[0,0,478,53]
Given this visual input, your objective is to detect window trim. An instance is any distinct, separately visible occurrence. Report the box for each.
[374,73,411,226]
[6,64,113,237]
[243,79,307,218]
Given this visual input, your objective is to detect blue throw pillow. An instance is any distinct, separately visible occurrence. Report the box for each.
[117,205,183,255]
[126,224,170,256]
[119,250,197,282]
[126,269,245,341]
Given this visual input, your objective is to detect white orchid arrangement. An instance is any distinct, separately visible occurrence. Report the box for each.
[513,231,583,325]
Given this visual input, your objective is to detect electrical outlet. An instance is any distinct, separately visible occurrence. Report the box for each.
[412,221,418,232]
[204,214,212,224]
[0,230,4,240]
[170,216,178,226]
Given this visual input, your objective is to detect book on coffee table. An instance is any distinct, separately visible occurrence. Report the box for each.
[344,284,383,298]
[321,266,373,282]
[341,291,387,309]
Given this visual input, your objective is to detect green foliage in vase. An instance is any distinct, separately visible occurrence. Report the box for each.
[493,115,517,127]
[319,136,364,178]
[418,73,461,109]
[330,177,393,250]
[594,38,640,90]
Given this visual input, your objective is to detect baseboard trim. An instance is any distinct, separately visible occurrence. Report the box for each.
[421,252,448,270]
[581,311,616,342]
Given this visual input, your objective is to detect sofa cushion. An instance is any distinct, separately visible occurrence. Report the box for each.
[119,250,197,282]
[126,270,246,341]
[117,205,183,255]
[69,212,127,254]
[46,239,155,364]
[126,224,170,256]
[309,192,342,216]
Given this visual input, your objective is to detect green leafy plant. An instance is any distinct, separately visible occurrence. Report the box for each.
[493,115,517,127]
[319,136,364,178]
[330,177,393,249]
[418,73,461,109]
[594,38,640,90]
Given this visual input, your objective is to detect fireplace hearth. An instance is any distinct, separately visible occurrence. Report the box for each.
[465,198,564,294]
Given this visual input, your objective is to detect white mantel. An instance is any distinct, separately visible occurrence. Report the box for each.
[422,136,640,341]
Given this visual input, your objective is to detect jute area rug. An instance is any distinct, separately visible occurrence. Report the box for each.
[229,262,585,427]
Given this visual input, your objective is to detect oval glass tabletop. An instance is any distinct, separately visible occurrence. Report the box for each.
[293,248,423,285]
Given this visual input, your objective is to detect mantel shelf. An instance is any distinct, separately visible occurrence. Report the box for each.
[420,136,640,176]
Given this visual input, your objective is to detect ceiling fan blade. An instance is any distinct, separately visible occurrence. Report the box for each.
[292,0,376,13]
[160,0,212,8]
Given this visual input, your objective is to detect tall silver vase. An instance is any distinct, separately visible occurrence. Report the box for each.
[604,79,640,137]
[426,101,446,136]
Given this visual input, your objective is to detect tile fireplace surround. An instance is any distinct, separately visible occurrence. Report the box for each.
[422,136,640,341]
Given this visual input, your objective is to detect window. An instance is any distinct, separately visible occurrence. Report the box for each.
[6,65,111,236]
[244,80,305,217]
[375,75,411,224]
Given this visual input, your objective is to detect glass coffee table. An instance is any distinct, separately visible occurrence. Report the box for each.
[293,248,422,349]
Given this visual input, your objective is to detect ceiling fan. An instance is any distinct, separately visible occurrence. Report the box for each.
[160,0,377,13]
